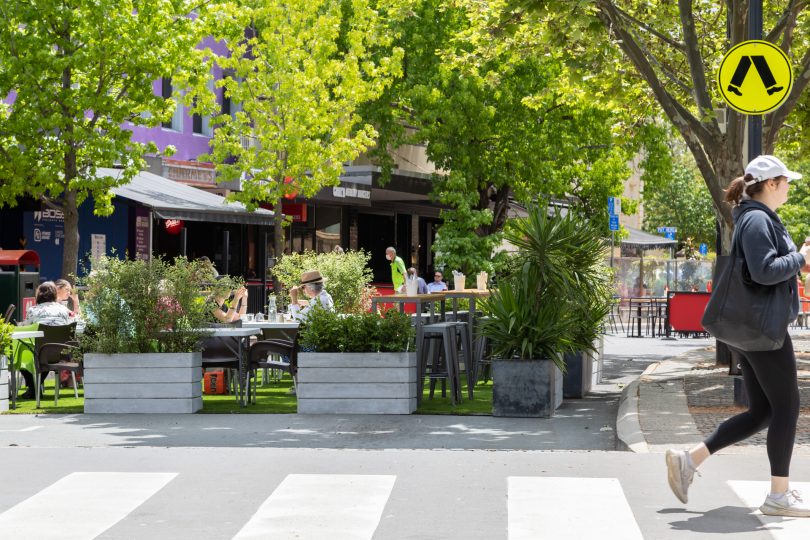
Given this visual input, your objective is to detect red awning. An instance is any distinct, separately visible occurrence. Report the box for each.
[0,250,40,267]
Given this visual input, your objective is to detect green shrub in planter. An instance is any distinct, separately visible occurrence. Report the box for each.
[298,308,414,353]
[79,256,235,354]
[481,205,613,367]
[0,317,13,357]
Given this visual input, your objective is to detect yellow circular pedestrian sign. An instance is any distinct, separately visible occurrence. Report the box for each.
[718,40,793,114]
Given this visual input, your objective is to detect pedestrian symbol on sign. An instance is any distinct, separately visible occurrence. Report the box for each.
[717,40,793,115]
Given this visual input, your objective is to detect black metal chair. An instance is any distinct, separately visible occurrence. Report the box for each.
[247,336,299,404]
[34,322,81,408]
[3,304,15,324]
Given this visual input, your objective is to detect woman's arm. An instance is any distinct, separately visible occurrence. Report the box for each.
[741,213,806,285]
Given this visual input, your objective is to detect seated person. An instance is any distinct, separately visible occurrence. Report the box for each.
[212,286,248,323]
[18,281,75,398]
[23,281,74,326]
[55,279,81,318]
[426,270,448,293]
[407,267,428,294]
[289,270,334,322]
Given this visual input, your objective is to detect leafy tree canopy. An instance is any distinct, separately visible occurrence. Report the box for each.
[0,0,207,277]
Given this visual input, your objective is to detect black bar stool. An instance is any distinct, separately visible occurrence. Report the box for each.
[419,322,472,404]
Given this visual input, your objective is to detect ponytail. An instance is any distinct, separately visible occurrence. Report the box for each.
[724,176,748,205]
[725,173,770,205]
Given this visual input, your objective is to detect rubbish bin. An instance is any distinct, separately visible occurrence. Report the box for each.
[0,250,40,323]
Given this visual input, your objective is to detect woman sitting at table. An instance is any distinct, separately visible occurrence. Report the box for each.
[55,279,81,318]
[289,270,334,322]
[23,281,74,327]
[211,285,248,323]
[18,281,75,398]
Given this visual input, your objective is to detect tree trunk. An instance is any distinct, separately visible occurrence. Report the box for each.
[61,188,80,282]
[273,196,284,260]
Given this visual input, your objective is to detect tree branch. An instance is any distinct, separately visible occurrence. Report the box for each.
[766,0,807,46]
[614,5,686,52]
[678,0,715,125]
[764,45,810,151]
[596,1,715,150]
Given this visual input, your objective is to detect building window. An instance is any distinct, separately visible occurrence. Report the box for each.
[315,206,342,253]
[192,79,215,137]
[161,77,184,132]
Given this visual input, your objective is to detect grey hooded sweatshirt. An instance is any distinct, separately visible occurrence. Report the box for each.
[733,199,804,322]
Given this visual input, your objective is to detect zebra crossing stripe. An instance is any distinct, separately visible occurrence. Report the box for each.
[729,481,810,539]
[233,474,396,540]
[0,472,176,540]
[508,477,643,540]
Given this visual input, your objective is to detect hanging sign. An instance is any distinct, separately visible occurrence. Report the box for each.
[717,40,793,114]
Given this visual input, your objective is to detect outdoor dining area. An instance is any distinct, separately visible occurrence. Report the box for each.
[0,253,496,416]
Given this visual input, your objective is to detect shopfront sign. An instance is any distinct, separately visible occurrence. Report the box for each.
[163,159,216,185]
[134,207,151,261]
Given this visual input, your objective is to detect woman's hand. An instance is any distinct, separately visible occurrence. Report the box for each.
[800,243,810,267]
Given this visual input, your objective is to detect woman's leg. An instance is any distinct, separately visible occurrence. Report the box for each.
[702,352,773,455]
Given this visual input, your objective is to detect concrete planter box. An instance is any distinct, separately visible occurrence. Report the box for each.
[563,351,593,399]
[83,352,203,414]
[492,358,563,418]
[0,355,8,412]
[297,352,417,414]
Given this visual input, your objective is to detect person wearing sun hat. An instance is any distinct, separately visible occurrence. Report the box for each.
[665,155,810,517]
[288,270,334,322]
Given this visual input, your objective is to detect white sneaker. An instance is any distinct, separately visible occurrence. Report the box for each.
[665,449,699,504]
[760,490,810,517]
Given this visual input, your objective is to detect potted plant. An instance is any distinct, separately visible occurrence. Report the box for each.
[0,317,13,411]
[80,256,219,414]
[481,206,611,417]
[295,308,416,414]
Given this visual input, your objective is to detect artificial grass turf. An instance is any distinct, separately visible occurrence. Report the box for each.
[3,373,494,415]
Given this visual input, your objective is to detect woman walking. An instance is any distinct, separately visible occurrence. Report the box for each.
[667,155,810,516]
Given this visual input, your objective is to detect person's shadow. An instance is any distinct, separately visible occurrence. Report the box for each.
[661,506,777,534]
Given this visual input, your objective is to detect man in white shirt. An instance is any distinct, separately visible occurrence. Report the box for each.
[289,270,334,321]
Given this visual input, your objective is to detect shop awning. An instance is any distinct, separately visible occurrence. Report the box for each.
[621,226,677,249]
[101,168,274,226]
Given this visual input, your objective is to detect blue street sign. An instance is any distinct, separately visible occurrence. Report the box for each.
[700,243,708,256]
[608,196,621,216]
[665,231,676,240]
[609,215,620,231]
[657,226,677,234]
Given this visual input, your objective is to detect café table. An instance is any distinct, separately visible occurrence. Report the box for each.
[242,319,300,340]
[626,297,667,338]
[370,293,445,389]
[433,289,491,382]
[197,326,261,407]
[9,330,44,410]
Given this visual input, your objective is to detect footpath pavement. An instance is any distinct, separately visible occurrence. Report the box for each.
[617,328,810,456]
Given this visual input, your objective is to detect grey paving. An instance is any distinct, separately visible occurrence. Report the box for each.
[1,447,806,540]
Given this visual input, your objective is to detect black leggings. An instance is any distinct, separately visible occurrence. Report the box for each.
[704,335,800,477]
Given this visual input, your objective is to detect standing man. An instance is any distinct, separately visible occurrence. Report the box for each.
[386,247,407,293]
[427,270,448,293]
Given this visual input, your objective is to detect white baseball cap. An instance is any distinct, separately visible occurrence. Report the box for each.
[744,155,802,185]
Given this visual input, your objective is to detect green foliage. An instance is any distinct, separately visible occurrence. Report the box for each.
[272,250,375,314]
[775,155,810,247]
[299,308,414,353]
[364,0,631,272]
[643,161,716,249]
[79,256,231,354]
[188,0,403,256]
[0,0,207,278]
[0,316,13,357]
[480,206,613,369]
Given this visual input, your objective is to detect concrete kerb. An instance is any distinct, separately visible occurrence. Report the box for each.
[617,351,708,453]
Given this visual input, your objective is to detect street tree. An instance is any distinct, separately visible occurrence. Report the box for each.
[190,0,403,260]
[0,0,207,279]
[363,0,637,274]
[448,0,810,252]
